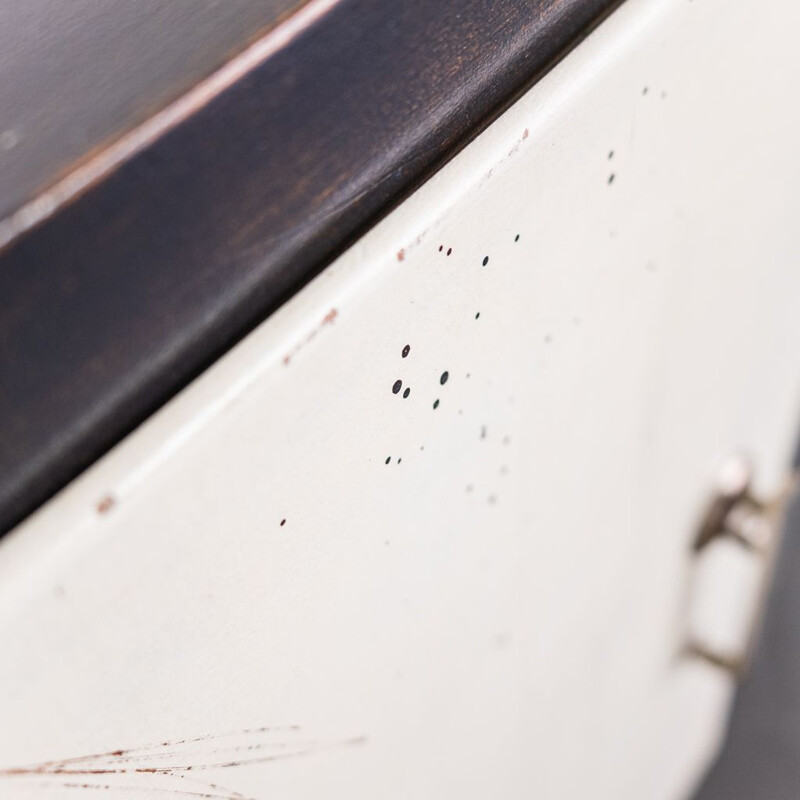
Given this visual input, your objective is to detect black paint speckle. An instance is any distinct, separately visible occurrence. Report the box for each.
[403,387,411,399]
[482,256,489,266]
[480,425,487,440]
[440,371,449,385]
[433,399,440,410]
[280,519,286,527]
[514,234,520,242]
[392,379,402,394]
[608,150,614,160]
[385,456,391,465]
[439,245,443,252]
[447,247,452,256]
[475,312,480,319]
[642,86,649,95]
[402,344,410,358]
[608,173,615,185]
[398,458,402,464]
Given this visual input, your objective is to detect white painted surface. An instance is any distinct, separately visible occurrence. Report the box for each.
[2,0,800,798]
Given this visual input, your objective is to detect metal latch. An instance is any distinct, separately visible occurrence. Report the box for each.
[685,455,794,676]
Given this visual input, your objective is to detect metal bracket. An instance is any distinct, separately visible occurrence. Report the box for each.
[685,455,794,677]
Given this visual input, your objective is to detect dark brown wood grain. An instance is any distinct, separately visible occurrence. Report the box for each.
[0,0,303,221]
[0,0,623,536]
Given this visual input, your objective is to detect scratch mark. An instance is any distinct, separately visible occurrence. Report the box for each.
[53,739,325,768]
[479,128,531,187]
[14,780,254,799]
[281,308,338,365]
[0,727,366,798]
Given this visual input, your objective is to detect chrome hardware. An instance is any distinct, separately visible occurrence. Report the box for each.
[685,455,794,676]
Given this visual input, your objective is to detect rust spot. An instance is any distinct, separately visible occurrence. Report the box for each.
[397,248,405,261]
[522,128,529,139]
[322,308,338,326]
[96,495,116,515]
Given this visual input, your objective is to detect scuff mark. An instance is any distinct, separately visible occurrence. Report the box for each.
[0,726,366,798]
[478,127,531,188]
[282,308,338,365]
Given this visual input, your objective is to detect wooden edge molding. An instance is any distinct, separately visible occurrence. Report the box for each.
[0,0,622,536]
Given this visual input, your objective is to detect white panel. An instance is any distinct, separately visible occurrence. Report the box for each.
[2,0,800,799]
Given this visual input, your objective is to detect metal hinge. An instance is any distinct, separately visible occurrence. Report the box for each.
[684,454,795,676]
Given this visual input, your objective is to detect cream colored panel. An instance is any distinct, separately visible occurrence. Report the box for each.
[2,1,800,799]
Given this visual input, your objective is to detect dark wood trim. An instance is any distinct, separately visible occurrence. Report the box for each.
[0,0,303,223]
[0,0,622,536]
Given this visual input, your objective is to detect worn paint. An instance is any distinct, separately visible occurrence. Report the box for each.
[2,2,800,800]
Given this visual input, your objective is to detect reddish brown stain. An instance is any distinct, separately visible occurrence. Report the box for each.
[523,128,529,139]
[96,495,116,515]
[396,248,405,261]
